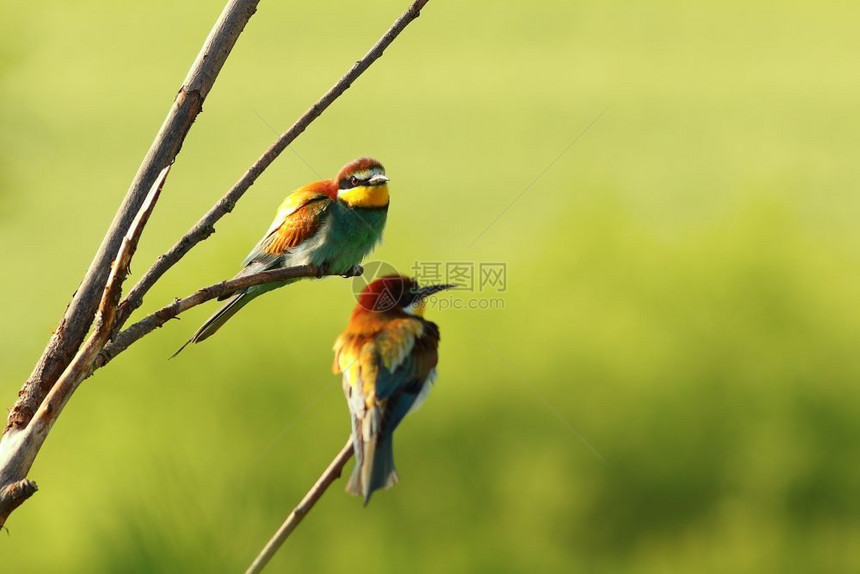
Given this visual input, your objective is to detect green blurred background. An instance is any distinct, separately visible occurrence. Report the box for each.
[2,0,860,571]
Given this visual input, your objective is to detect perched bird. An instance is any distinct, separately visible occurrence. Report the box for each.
[175,157,390,354]
[333,275,454,504]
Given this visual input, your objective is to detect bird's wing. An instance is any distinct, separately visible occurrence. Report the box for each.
[335,331,373,392]
[335,331,395,501]
[240,186,333,268]
[374,318,439,400]
[370,319,440,432]
[334,332,379,440]
[334,318,439,401]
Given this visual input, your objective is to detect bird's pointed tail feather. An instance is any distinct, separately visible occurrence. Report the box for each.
[171,292,250,358]
[346,413,398,505]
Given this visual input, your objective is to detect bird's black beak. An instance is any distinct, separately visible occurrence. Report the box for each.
[416,284,457,300]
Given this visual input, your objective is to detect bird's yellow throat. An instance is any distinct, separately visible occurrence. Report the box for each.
[338,185,389,208]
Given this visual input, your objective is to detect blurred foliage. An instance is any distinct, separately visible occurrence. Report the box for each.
[2,0,860,572]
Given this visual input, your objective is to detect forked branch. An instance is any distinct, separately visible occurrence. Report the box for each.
[6,0,262,434]
[0,0,432,531]
[0,165,170,526]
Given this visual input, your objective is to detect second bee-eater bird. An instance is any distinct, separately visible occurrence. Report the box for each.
[333,275,454,504]
[176,157,390,354]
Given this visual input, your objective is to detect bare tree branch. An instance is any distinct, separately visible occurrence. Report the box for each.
[115,0,432,332]
[94,264,363,370]
[6,0,261,434]
[0,166,169,527]
[245,439,355,574]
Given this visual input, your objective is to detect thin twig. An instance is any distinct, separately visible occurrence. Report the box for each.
[245,439,354,574]
[0,166,169,528]
[6,0,261,434]
[94,264,363,370]
[115,0,432,333]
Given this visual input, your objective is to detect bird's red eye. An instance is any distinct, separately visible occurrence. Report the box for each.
[350,176,359,186]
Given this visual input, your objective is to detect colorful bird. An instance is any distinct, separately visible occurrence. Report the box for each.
[175,157,390,354]
[333,275,454,504]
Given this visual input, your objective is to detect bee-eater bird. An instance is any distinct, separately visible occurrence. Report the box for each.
[176,157,390,354]
[333,275,454,504]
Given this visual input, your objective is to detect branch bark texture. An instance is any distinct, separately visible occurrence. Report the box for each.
[6,0,261,434]
[0,165,169,526]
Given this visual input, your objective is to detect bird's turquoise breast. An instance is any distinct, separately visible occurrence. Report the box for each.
[312,203,388,273]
